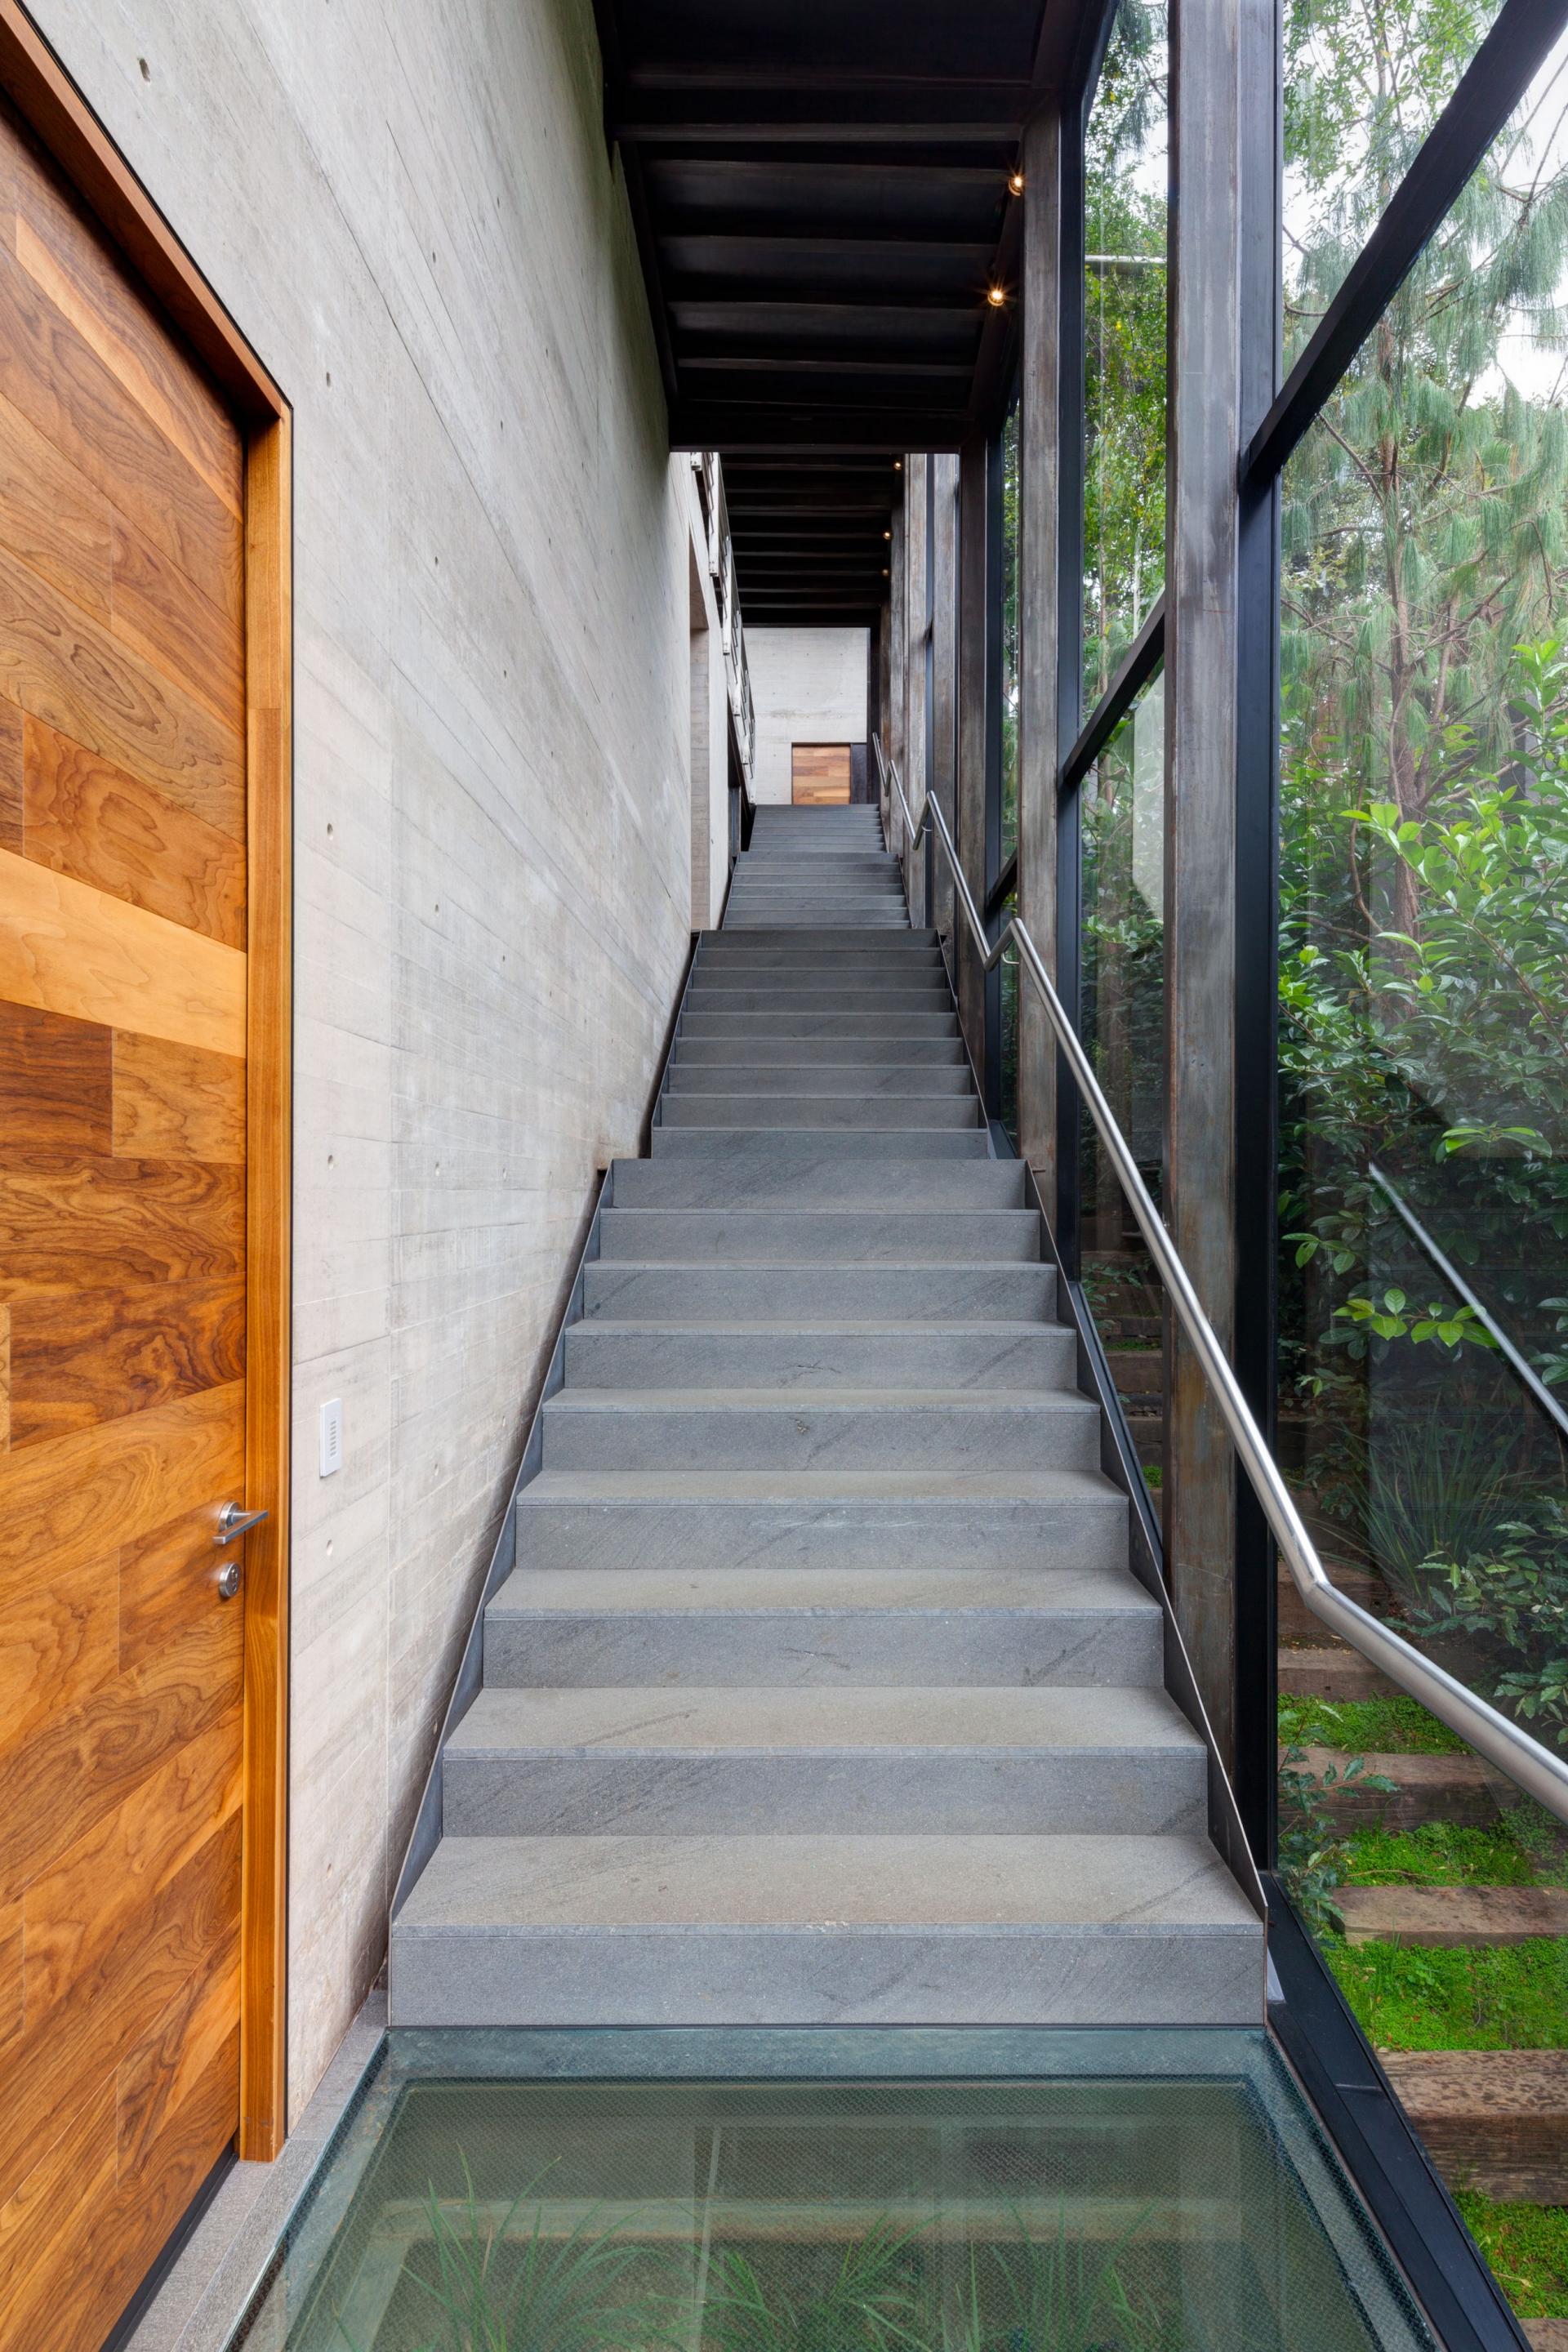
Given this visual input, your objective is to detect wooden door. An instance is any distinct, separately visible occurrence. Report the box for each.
[0,97,252,2352]
[791,742,852,804]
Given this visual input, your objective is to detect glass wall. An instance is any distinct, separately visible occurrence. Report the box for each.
[1284,0,1507,359]
[1083,0,1168,706]
[1078,679,1167,1502]
[1000,397,1021,872]
[1275,17,1568,2329]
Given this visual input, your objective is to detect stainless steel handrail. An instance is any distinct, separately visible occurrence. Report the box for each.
[1368,1159,1568,1448]
[871,732,1568,1823]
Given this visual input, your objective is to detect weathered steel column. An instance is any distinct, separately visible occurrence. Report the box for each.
[1164,0,1244,1761]
[902,455,930,923]
[956,434,989,1071]
[931,452,960,951]
[887,494,907,843]
[1018,110,1062,1196]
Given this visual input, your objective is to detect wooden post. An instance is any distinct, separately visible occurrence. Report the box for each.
[1164,0,1243,1762]
[1018,110,1062,1195]
[956,434,989,1071]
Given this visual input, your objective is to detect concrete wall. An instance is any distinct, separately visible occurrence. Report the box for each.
[33,0,710,2121]
[689,537,731,927]
[747,625,870,802]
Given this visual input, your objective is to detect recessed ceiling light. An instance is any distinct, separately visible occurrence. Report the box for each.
[1009,171,1025,195]
[987,284,1008,308]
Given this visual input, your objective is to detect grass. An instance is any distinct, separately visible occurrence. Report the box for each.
[1276,1693,1464,1754]
[1346,1816,1568,1889]
[1328,1936,1568,2048]
[1455,2193,1568,2319]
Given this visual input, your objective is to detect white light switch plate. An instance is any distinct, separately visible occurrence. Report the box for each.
[319,1397,343,1477]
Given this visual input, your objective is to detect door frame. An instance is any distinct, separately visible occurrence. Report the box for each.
[0,2,294,2162]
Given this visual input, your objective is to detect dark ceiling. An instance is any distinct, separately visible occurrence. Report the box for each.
[590,0,1068,625]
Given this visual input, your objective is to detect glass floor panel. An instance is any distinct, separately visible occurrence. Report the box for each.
[231,2030,1435,2352]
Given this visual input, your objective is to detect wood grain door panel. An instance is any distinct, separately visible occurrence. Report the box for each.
[0,93,249,2352]
[791,742,853,804]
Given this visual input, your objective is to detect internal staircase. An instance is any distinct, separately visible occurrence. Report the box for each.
[390,800,1263,2028]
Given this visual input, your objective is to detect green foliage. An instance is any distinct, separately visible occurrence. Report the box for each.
[1277,1744,1396,1933]
[340,2159,662,2352]
[335,2186,1181,2352]
[699,2222,925,2352]
[1454,2194,1568,2319]
[1277,1692,1466,1753]
[699,2209,1169,2352]
[1084,2,1167,702]
[931,2209,1168,2352]
[1346,1813,1568,1887]
[1328,1935,1568,2048]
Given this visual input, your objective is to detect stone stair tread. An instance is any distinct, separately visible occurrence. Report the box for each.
[389,813,1262,2035]
[519,1465,1121,1499]
[488,1563,1160,1616]
[571,1318,1062,1335]
[448,1682,1204,1757]
[541,1385,1095,1412]
[398,1832,1258,1935]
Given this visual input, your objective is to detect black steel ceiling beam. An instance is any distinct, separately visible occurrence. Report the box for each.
[673,410,973,449]
[684,362,973,387]
[609,83,1031,143]
[670,286,988,315]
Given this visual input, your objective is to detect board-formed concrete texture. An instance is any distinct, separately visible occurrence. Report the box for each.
[747,626,872,800]
[390,807,1263,2028]
[31,0,723,2120]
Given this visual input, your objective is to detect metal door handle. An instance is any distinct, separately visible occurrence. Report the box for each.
[215,1502,270,1545]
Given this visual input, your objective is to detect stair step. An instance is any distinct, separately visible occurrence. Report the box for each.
[688,985,952,1008]
[483,1563,1163,1687]
[514,1465,1125,1573]
[538,1388,1101,1472]
[662,1095,982,1130]
[714,927,938,945]
[699,943,941,964]
[650,1126,992,1160]
[610,1153,1022,1208]
[1290,1745,1502,1829]
[390,813,1263,2039]
[1380,2051,1568,2203]
[1339,1884,1568,1945]
[675,1036,966,1065]
[1277,1645,1400,1700]
[442,1682,1206,1837]
[682,1013,960,1037]
[581,1262,1058,1318]
[728,912,926,931]
[666,1062,976,1095]
[390,1833,1259,2027]
[598,1209,1040,1262]
[562,1320,1075,1390]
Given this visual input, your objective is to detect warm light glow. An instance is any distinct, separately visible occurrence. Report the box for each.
[893,459,902,470]
[1009,170,1025,195]
[987,284,1007,308]
[883,529,891,540]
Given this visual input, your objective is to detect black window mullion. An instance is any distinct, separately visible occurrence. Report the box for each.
[1059,598,1165,800]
